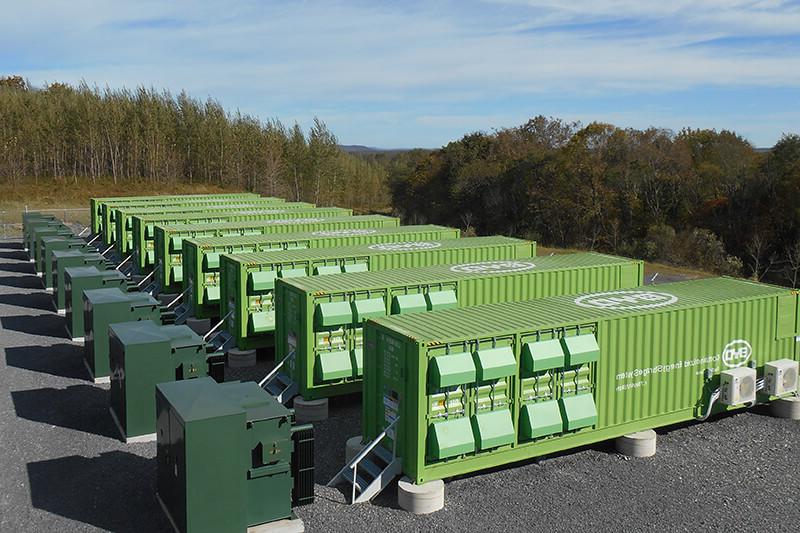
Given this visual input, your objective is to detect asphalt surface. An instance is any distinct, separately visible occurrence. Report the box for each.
[1,238,799,532]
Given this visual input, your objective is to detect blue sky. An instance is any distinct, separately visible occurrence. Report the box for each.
[2,1,799,148]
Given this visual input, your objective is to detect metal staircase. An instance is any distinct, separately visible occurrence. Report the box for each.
[327,418,402,504]
[259,350,298,404]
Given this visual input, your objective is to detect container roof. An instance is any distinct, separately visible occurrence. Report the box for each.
[185,225,455,248]
[134,206,348,222]
[224,236,532,265]
[156,214,394,233]
[282,252,635,293]
[369,277,792,343]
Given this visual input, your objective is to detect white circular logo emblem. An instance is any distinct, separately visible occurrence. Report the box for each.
[368,241,442,251]
[311,229,378,237]
[722,339,752,368]
[265,218,323,225]
[574,290,678,310]
[450,261,537,274]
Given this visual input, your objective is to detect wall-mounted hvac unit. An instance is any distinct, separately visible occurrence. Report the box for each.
[764,359,799,397]
[720,367,757,406]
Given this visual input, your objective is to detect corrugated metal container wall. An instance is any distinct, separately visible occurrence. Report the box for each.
[362,278,799,485]
[130,207,352,272]
[92,193,261,235]
[98,193,260,243]
[274,253,643,401]
[221,236,537,350]
[112,198,295,253]
[182,225,460,316]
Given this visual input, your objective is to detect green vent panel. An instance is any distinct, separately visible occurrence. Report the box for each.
[343,263,368,273]
[519,401,563,440]
[351,348,364,377]
[559,394,598,431]
[562,334,600,366]
[203,286,220,304]
[471,409,515,450]
[429,352,476,389]
[425,290,458,311]
[169,265,183,284]
[248,311,275,333]
[280,268,307,279]
[776,293,798,339]
[145,225,155,238]
[352,297,386,322]
[521,339,565,374]
[203,252,220,271]
[315,350,352,382]
[145,250,155,266]
[427,418,475,460]
[314,301,353,329]
[473,346,516,381]
[169,236,183,253]
[248,271,277,292]
[315,265,343,276]
[391,294,427,315]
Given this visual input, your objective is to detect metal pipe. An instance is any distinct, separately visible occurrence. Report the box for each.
[203,311,233,342]
[258,350,294,388]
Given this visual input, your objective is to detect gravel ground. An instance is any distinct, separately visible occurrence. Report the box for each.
[1,238,799,532]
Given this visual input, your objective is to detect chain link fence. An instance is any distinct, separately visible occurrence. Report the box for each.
[0,207,91,239]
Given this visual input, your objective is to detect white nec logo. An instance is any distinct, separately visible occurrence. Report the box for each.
[722,340,752,368]
[368,241,442,251]
[450,261,537,274]
[311,229,377,237]
[574,291,678,310]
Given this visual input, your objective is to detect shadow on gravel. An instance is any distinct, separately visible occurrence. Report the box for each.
[0,241,24,250]
[0,262,36,273]
[0,250,30,260]
[11,384,118,439]
[27,452,171,533]
[1,314,68,338]
[0,275,44,289]
[5,343,87,380]
[0,292,56,312]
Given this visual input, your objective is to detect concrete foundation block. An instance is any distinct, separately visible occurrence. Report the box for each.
[397,476,444,514]
[248,518,305,533]
[615,429,657,457]
[771,396,800,420]
[227,348,257,368]
[293,397,328,422]
[345,435,364,464]
[185,317,211,336]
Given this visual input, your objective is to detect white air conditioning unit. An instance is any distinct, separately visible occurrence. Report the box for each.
[764,359,799,397]
[720,367,757,406]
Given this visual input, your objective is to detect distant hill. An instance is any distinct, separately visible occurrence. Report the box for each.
[339,144,413,154]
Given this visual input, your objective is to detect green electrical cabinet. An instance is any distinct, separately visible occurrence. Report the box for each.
[52,251,110,312]
[31,225,72,268]
[131,206,352,273]
[83,288,162,382]
[273,252,644,401]
[40,236,93,287]
[156,377,314,533]
[25,218,63,258]
[220,236,537,350]
[183,224,460,317]
[64,266,127,340]
[108,321,223,441]
[22,212,56,252]
[360,277,800,486]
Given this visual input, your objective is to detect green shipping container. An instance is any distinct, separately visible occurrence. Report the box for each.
[274,252,643,401]
[111,198,301,254]
[220,236,537,350]
[92,193,260,237]
[183,225,461,317]
[361,277,800,486]
[131,207,352,273]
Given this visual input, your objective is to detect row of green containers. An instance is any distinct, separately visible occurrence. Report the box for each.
[91,193,259,241]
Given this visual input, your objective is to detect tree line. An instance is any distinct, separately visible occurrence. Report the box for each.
[373,116,800,286]
[0,76,389,211]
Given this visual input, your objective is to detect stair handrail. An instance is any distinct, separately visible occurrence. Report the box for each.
[258,349,294,388]
[203,310,233,342]
[327,416,399,503]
